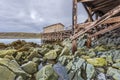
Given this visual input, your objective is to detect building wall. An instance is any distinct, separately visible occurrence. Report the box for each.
[43,23,64,33]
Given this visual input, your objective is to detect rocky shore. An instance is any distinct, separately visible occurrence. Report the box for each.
[0,29,120,80]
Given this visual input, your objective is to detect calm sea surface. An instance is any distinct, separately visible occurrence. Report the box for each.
[0,39,41,44]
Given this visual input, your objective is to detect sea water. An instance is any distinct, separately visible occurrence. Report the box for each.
[0,39,41,44]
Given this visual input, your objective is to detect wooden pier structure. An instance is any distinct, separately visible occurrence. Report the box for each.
[71,0,120,53]
[0,0,120,53]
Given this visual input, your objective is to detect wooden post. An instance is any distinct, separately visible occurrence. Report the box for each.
[72,0,78,54]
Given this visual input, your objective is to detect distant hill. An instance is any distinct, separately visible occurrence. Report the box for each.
[0,32,40,39]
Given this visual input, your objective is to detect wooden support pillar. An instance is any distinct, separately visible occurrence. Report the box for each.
[82,3,93,47]
[72,0,78,54]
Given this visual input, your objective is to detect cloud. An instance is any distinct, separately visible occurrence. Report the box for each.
[0,0,87,32]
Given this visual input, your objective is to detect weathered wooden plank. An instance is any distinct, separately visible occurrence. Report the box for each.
[89,23,120,38]
[92,1,119,11]
[77,16,120,30]
[77,0,94,2]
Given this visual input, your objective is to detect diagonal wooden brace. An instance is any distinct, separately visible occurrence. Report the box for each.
[71,5,120,40]
[76,16,120,32]
[89,22,120,38]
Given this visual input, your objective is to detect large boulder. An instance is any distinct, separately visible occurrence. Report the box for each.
[53,62,69,80]
[44,50,57,60]
[86,64,95,80]
[0,65,16,80]
[16,76,24,80]
[87,58,107,67]
[21,61,37,74]
[36,64,58,80]
[107,67,120,80]
[112,62,120,69]
[0,43,7,49]
[0,58,30,79]
[59,46,70,56]
[0,49,16,57]
[27,48,41,60]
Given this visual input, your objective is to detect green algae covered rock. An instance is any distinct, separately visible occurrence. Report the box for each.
[112,50,120,63]
[36,64,58,80]
[0,43,7,49]
[4,55,15,60]
[21,61,37,74]
[96,68,105,73]
[94,46,107,52]
[16,76,23,80]
[44,50,57,60]
[27,48,41,60]
[72,57,85,71]
[87,58,107,67]
[75,48,87,56]
[112,62,120,69]
[0,58,30,79]
[62,38,72,48]
[53,45,63,54]
[0,65,16,80]
[107,67,120,80]
[40,48,50,55]
[81,55,90,60]
[66,61,73,72]
[106,55,113,64]
[88,51,96,58]
[59,46,70,56]
[0,49,16,57]
[15,52,23,60]
[58,55,74,65]
[86,64,95,80]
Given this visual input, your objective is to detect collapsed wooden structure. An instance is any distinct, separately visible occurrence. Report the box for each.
[71,0,120,53]
[40,30,72,43]
[0,0,119,52]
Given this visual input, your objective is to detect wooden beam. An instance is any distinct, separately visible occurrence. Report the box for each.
[82,3,93,22]
[94,0,113,7]
[92,1,118,11]
[72,0,78,54]
[77,0,94,2]
[89,23,120,38]
[77,16,120,30]
[72,0,78,34]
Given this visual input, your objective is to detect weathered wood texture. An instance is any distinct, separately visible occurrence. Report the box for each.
[43,23,64,33]
[78,0,120,14]
[89,23,120,38]
[76,16,120,32]
[71,4,120,40]
[41,30,72,41]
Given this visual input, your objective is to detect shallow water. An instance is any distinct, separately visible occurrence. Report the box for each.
[0,39,41,44]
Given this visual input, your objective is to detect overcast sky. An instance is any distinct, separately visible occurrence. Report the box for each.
[0,0,88,32]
